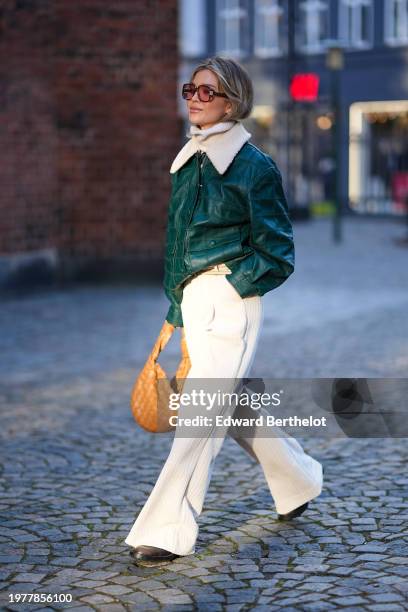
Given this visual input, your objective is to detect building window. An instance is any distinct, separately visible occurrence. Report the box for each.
[384,0,408,46]
[296,1,329,54]
[349,101,408,215]
[254,0,285,58]
[216,0,249,58]
[179,0,207,57]
[339,0,373,49]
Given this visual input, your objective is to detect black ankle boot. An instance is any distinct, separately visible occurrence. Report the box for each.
[278,465,324,521]
[130,545,179,564]
[277,501,309,521]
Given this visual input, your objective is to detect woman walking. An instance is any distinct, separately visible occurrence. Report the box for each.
[126,56,323,564]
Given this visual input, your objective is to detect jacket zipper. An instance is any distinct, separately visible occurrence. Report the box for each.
[184,151,205,263]
[171,151,205,286]
[188,151,205,225]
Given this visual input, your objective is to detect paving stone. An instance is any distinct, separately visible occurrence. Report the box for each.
[367,606,406,612]
[61,607,95,612]
[81,570,119,580]
[194,593,225,603]
[232,571,264,579]
[368,592,406,603]
[96,606,128,612]
[299,582,331,592]
[352,543,388,552]
[386,557,408,565]
[356,553,388,561]
[271,572,305,582]
[199,573,234,583]
[97,584,133,595]
[10,573,47,583]
[79,594,115,604]
[71,579,107,588]
[132,579,167,590]
[50,558,81,567]
[229,564,259,572]
[332,595,370,606]
[330,587,361,596]
[120,591,158,606]
[225,589,258,603]
[212,580,247,589]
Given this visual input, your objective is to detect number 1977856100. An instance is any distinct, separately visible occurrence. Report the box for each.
[9,593,73,603]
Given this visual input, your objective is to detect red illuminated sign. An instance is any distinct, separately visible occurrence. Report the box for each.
[290,73,319,102]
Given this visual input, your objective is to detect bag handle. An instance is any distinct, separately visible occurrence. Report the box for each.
[150,320,176,362]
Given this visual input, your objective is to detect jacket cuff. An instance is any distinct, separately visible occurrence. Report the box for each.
[166,303,184,328]
[227,262,291,298]
[226,269,260,298]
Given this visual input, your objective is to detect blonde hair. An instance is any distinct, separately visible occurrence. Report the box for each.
[190,55,253,122]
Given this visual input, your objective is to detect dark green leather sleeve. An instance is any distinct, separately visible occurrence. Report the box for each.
[227,165,295,298]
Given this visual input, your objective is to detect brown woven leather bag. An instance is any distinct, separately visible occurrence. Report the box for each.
[130,320,191,433]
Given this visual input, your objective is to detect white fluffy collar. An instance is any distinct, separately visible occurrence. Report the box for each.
[170,120,252,175]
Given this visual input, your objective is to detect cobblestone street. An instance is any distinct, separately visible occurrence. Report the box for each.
[1,217,407,611]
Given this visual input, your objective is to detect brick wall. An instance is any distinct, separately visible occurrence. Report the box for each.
[0,0,180,286]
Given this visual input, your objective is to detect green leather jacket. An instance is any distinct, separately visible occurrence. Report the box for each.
[164,142,294,327]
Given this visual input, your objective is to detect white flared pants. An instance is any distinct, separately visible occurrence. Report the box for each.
[125,273,323,556]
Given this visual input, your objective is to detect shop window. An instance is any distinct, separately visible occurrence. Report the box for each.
[254,0,285,58]
[384,0,408,46]
[339,0,373,49]
[349,101,408,215]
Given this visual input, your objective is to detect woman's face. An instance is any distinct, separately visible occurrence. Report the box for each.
[187,69,233,130]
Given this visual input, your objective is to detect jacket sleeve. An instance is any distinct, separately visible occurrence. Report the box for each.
[227,165,295,298]
[165,286,184,328]
[163,176,184,328]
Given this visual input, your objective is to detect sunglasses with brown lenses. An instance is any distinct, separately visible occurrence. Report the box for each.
[182,83,228,103]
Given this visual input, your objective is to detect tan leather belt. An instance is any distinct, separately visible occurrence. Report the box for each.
[200,263,232,275]
[182,264,232,289]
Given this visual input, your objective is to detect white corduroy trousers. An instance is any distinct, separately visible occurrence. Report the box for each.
[125,273,323,556]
